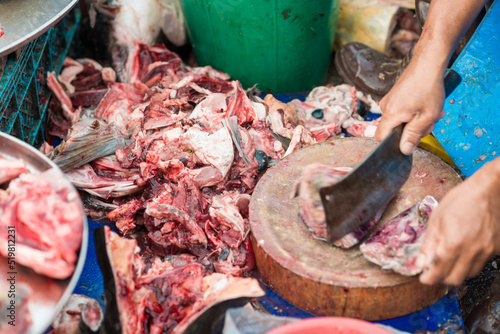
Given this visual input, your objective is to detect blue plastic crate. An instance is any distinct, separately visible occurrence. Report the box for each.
[0,4,80,147]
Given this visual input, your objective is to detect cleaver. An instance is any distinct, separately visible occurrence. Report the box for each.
[320,69,462,244]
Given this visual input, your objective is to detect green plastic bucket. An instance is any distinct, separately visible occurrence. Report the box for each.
[181,0,340,93]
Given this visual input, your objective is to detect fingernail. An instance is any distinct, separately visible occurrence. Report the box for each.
[402,142,415,155]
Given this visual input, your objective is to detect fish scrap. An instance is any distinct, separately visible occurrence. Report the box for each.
[43,38,382,332]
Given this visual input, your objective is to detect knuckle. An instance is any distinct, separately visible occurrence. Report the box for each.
[404,126,426,139]
[446,240,461,253]
[483,243,495,256]
[470,265,484,278]
[419,112,437,123]
[436,242,458,258]
[445,275,464,286]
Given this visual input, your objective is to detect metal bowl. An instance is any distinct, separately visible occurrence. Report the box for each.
[0,0,79,57]
[0,132,88,334]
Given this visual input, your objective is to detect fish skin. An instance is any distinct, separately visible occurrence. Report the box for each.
[49,118,128,172]
[64,164,141,199]
[81,0,167,82]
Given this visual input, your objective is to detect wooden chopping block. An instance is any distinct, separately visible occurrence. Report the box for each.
[249,137,462,320]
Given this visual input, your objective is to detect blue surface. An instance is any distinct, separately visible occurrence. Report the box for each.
[434,0,500,177]
[73,219,117,312]
[259,285,464,333]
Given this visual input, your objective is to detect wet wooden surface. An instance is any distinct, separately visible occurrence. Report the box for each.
[249,137,463,320]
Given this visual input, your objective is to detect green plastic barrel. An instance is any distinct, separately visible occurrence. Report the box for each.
[181,0,340,93]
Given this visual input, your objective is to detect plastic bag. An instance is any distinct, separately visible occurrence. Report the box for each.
[221,305,411,334]
[222,306,299,334]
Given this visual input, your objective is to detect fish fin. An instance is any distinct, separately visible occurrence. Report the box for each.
[270,131,291,151]
[223,116,251,166]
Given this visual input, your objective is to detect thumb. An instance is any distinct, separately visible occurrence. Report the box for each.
[400,117,435,155]
[417,230,438,271]
[418,213,440,274]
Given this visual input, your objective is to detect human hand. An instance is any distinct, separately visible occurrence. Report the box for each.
[374,57,447,155]
[417,161,500,286]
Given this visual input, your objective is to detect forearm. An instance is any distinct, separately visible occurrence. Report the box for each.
[413,0,488,73]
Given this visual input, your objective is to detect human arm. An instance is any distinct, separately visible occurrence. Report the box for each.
[374,0,488,154]
[417,158,500,286]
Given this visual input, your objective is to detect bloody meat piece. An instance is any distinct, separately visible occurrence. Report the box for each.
[47,71,79,124]
[130,43,181,84]
[58,57,85,94]
[94,82,148,134]
[343,119,380,138]
[65,164,141,199]
[0,156,27,184]
[107,199,142,235]
[95,226,264,334]
[209,193,251,249]
[141,100,190,130]
[295,164,386,248]
[360,195,438,276]
[145,201,208,246]
[70,89,108,107]
[49,294,104,334]
[225,81,256,125]
[0,169,83,279]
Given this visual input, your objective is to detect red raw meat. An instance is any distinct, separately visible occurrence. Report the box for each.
[130,43,181,84]
[49,294,103,334]
[344,119,380,137]
[296,164,386,248]
[194,75,235,95]
[226,81,256,125]
[58,57,84,94]
[0,156,27,184]
[145,201,208,246]
[360,195,438,276]
[95,226,263,334]
[47,72,79,124]
[70,89,108,107]
[64,164,141,199]
[95,82,148,134]
[107,199,142,235]
[0,169,83,279]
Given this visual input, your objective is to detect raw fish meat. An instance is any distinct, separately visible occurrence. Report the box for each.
[360,195,438,276]
[295,164,386,248]
[0,169,83,279]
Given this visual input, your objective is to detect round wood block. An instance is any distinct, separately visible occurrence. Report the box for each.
[249,137,463,320]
